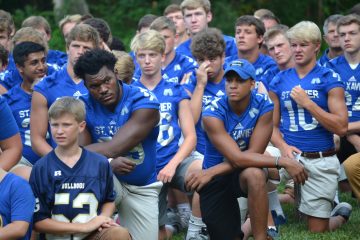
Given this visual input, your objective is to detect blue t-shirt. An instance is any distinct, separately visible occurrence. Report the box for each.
[176,34,238,59]
[0,173,35,240]
[203,92,273,169]
[133,79,190,172]
[83,83,160,186]
[30,148,115,240]
[269,64,344,152]
[0,95,19,141]
[326,55,360,122]
[3,85,50,165]
[183,77,226,154]
[133,52,198,84]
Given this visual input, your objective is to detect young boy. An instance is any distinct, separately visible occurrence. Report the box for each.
[29,97,130,240]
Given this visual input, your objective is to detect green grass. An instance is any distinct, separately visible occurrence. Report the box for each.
[173,192,359,239]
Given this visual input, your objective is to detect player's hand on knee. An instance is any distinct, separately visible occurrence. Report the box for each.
[281,157,308,185]
[157,163,176,183]
[185,169,212,192]
[85,216,112,233]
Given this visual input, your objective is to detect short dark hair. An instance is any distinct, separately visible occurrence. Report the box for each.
[164,4,181,16]
[235,15,265,37]
[191,28,225,60]
[137,14,158,32]
[83,18,112,46]
[13,41,45,67]
[110,37,126,51]
[74,48,117,80]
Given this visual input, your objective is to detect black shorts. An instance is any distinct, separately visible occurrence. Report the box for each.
[199,171,246,240]
[337,136,357,163]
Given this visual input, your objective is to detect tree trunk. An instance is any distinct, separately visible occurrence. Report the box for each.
[53,0,90,23]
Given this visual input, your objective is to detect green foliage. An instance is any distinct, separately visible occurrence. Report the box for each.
[4,0,360,52]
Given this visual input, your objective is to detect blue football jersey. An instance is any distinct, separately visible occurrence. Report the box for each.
[183,77,226,154]
[133,79,190,172]
[133,52,198,84]
[34,65,88,108]
[317,49,331,67]
[0,173,35,240]
[83,82,160,186]
[47,49,67,69]
[326,55,360,122]
[176,34,238,59]
[0,63,58,91]
[225,53,277,83]
[259,66,280,91]
[269,64,344,152]
[202,92,273,169]
[30,149,115,240]
[3,85,50,165]
[0,95,19,141]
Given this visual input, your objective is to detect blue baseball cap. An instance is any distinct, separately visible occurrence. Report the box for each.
[224,59,256,81]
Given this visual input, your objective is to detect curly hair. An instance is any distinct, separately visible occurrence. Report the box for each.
[191,27,225,60]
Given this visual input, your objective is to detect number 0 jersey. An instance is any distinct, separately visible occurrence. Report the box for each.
[30,149,115,240]
[269,64,344,152]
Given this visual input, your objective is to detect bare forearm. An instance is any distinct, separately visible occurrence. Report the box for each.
[0,221,29,239]
[32,137,53,157]
[0,148,21,171]
[35,219,86,235]
[304,101,347,136]
[270,127,287,149]
[100,202,116,217]
[167,135,196,169]
[189,85,205,123]
[348,121,360,134]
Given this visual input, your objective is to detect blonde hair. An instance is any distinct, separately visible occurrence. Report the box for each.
[130,29,165,54]
[22,16,51,35]
[287,21,321,44]
[112,50,135,84]
[66,24,100,49]
[48,97,85,123]
[12,27,48,53]
[59,14,82,33]
[181,0,211,14]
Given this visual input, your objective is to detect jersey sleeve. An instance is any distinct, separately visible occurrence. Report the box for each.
[10,176,35,223]
[29,163,52,223]
[324,69,344,93]
[131,86,160,112]
[0,96,19,140]
[268,74,282,96]
[202,96,226,121]
[257,93,274,116]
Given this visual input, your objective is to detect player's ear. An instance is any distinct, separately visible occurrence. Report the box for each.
[206,11,212,23]
[79,121,86,132]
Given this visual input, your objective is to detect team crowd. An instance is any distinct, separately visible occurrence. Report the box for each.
[0,0,360,239]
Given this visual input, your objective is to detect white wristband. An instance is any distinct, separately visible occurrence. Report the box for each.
[108,158,113,163]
